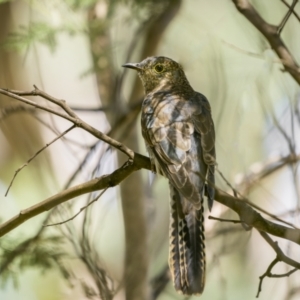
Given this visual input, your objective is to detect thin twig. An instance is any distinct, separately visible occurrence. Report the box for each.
[32,85,77,117]
[256,231,300,297]
[256,257,279,298]
[221,39,282,64]
[221,39,264,59]
[243,199,299,230]
[208,215,243,224]
[236,154,300,195]
[209,214,252,231]
[259,231,300,268]
[0,87,135,160]
[281,0,300,22]
[232,0,300,84]
[216,166,239,197]
[33,114,92,148]
[215,189,300,245]
[217,164,298,229]
[0,152,151,237]
[271,112,295,154]
[277,0,298,34]
[270,268,298,278]
[63,141,102,189]
[0,88,73,120]
[44,188,108,227]
[5,125,76,196]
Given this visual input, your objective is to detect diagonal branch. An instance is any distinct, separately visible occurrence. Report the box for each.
[236,153,300,194]
[0,87,134,160]
[2,164,300,248]
[219,158,300,229]
[232,0,300,84]
[256,231,300,297]
[5,124,76,196]
[215,189,300,245]
[281,0,300,22]
[209,207,300,296]
[277,0,298,34]
[208,215,244,224]
[256,257,279,298]
[44,188,108,227]
[1,85,300,300]
[0,153,150,238]
[259,231,300,268]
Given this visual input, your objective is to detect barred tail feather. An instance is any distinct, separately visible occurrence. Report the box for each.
[186,207,205,293]
[169,184,206,295]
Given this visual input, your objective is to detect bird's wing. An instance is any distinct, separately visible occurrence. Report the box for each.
[190,92,215,209]
[190,93,215,164]
[141,92,215,211]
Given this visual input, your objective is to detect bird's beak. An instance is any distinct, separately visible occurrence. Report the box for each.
[122,63,142,71]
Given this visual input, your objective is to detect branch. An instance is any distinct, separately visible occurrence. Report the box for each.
[215,189,300,245]
[2,88,300,297]
[256,257,279,298]
[259,231,300,269]
[281,0,300,22]
[44,188,108,227]
[232,0,300,85]
[236,153,300,195]
[5,125,76,196]
[0,153,151,238]
[221,39,282,64]
[2,167,300,248]
[208,215,243,224]
[0,87,134,160]
[219,155,300,229]
[1,89,300,245]
[277,0,298,34]
[256,231,300,297]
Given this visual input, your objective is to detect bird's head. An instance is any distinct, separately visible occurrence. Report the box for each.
[122,56,192,95]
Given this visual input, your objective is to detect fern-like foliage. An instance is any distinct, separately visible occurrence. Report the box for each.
[0,234,67,288]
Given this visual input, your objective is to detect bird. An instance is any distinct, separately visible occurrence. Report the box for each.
[122,56,215,295]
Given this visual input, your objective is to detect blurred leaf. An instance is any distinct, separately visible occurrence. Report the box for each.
[80,280,98,299]
[65,0,99,10]
[0,235,67,287]
[1,22,59,52]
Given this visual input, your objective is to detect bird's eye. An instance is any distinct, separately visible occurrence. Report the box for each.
[154,64,164,73]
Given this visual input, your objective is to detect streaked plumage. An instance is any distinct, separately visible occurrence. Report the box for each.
[123,56,215,295]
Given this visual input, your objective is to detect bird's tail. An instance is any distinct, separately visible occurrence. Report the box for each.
[169,184,206,295]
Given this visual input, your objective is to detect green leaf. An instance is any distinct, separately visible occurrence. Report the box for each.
[1,22,59,52]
